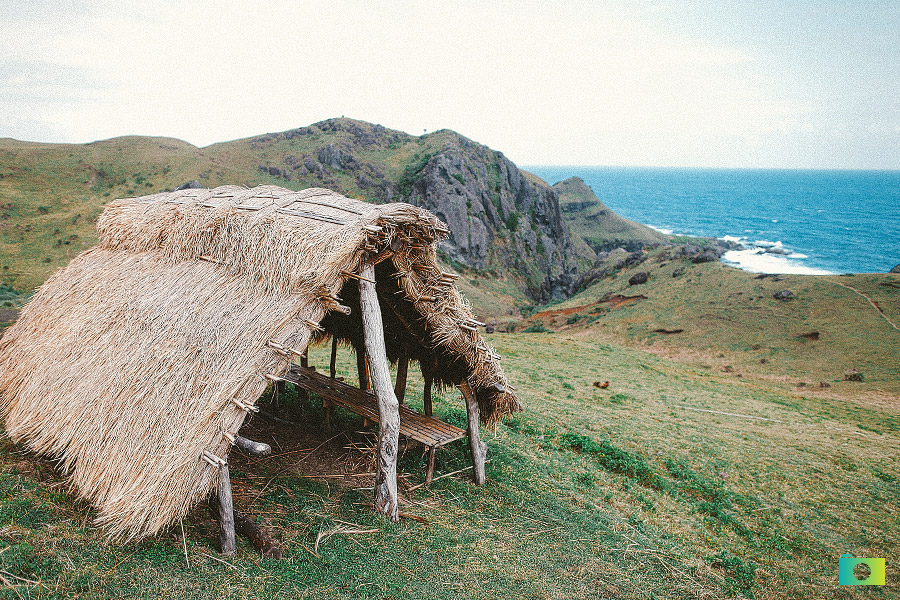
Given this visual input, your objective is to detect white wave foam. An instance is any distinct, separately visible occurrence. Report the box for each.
[720,235,743,243]
[722,249,835,275]
[648,225,674,235]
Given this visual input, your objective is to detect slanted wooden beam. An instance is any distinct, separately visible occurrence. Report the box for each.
[358,261,401,522]
[218,461,236,555]
[234,508,282,559]
[208,498,282,559]
[459,379,487,486]
[394,345,409,404]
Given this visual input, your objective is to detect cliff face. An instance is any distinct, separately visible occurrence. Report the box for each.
[1,118,585,303]
[403,139,579,302]
[553,176,668,254]
[240,119,582,302]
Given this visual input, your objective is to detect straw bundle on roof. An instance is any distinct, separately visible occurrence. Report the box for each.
[0,185,520,540]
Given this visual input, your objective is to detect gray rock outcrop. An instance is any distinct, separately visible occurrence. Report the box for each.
[405,143,579,302]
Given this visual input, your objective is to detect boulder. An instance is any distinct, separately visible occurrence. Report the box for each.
[773,290,795,301]
[174,180,202,191]
[629,272,649,285]
[843,369,864,382]
[691,250,719,264]
[672,267,685,277]
[680,244,701,258]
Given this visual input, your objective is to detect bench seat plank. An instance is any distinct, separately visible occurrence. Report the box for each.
[282,365,466,448]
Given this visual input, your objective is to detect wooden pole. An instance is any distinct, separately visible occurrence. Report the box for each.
[356,342,369,390]
[425,447,436,486]
[394,345,409,405]
[422,358,433,417]
[358,262,401,522]
[218,462,236,555]
[298,352,309,404]
[459,379,487,486]
[330,336,338,378]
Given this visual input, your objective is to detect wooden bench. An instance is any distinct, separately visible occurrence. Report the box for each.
[280,364,467,484]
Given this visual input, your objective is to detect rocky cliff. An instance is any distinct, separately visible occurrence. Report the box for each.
[236,119,583,302]
[402,137,580,302]
[3,118,589,303]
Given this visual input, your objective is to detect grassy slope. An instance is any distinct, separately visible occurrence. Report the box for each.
[0,124,534,314]
[0,336,896,599]
[553,177,668,253]
[0,136,206,291]
[1,125,898,598]
[532,249,900,400]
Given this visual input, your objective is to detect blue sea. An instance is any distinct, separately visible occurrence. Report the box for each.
[525,167,900,275]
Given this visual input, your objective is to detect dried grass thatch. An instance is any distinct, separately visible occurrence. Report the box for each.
[0,185,520,540]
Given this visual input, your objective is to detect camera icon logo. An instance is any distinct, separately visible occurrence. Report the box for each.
[838,554,885,586]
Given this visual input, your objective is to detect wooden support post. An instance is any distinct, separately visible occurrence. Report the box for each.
[218,461,236,555]
[330,336,338,378]
[426,446,436,486]
[394,345,409,405]
[298,352,309,404]
[422,359,433,417]
[356,343,369,390]
[358,262,401,522]
[459,379,487,486]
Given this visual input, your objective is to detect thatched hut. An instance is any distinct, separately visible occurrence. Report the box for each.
[0,185,520,545]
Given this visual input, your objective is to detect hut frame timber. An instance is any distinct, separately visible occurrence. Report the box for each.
[0,185,521,553]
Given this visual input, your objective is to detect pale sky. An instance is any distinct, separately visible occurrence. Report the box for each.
[1,0,898,169]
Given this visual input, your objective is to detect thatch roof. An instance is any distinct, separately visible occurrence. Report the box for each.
[0,185,520,540]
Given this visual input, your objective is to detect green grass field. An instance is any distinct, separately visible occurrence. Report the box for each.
[2,127,898,598]
[529,248,900,401]
[0,334,896,599]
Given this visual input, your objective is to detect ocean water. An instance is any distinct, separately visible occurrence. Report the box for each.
[525,167,900,275]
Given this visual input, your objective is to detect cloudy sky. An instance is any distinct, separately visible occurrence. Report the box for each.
[1,0,898,168]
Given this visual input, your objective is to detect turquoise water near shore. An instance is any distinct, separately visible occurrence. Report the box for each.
[525,167,900,274]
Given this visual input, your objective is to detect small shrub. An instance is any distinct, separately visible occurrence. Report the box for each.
[872,468,897,483]
[560,432,661,487]
[574,472,596,487]
[523,322,548,333]
[705,551,757,598]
